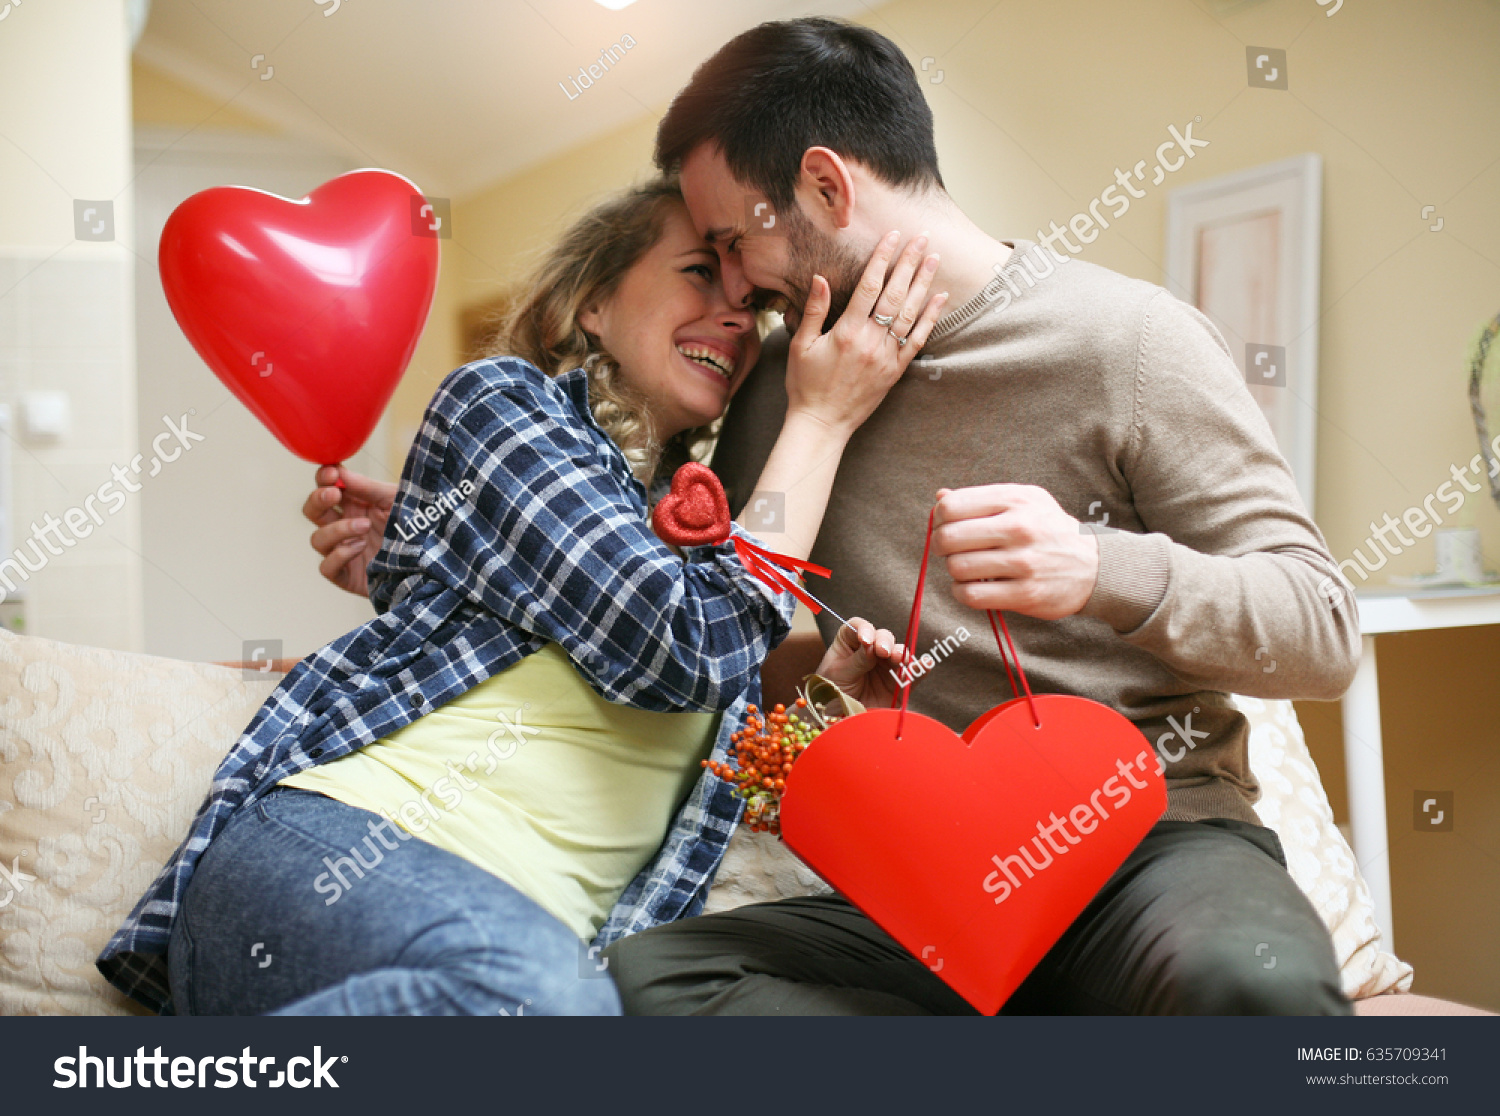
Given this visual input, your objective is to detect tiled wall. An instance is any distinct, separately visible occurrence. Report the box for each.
[0,251,144,651]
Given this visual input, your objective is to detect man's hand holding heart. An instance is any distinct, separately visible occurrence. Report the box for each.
[933,485,1101,621]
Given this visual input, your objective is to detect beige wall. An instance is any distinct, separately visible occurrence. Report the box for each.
[421,0,1500,1008]
[132,58,278,134]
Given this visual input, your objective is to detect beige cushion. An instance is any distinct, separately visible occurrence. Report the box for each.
[0,630,280,1016]
[706,695,1414,1001]
[704,828,835,915]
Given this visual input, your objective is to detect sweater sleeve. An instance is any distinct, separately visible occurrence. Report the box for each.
[1079,290,1361,699]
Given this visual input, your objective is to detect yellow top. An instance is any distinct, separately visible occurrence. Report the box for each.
[280,642,719,940]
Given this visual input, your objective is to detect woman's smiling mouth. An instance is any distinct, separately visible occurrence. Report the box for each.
[676,343,737,381]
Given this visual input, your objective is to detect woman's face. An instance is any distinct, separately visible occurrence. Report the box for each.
[579,203,761,440]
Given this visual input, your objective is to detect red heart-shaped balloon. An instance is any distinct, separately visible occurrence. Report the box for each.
[159,169,439,464]
[652,462,732,546]
[780,694,1166,1014]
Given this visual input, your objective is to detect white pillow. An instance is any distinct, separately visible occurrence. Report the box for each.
[1235,694,1412,1000]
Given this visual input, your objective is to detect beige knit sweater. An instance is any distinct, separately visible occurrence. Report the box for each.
[712,241,1361,824]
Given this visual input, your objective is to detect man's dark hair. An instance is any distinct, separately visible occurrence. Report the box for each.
[656,18,943,208]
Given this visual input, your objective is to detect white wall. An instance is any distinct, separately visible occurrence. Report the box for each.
[0,0,143,651]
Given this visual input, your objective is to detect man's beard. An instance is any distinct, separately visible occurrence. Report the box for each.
[781,212,869,333]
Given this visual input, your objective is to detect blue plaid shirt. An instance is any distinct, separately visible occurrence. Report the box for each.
[97,358,796,1013]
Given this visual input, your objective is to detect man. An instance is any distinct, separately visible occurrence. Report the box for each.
[310,18,1359,1015]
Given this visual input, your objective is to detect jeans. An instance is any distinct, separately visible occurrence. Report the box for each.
[168,787,621,1016]
[603,819,1353,1015]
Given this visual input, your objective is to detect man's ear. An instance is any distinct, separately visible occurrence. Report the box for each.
[798,147,857,231]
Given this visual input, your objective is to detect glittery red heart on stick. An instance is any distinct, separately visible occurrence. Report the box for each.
[652,463,834,615]
[651,462,732,546]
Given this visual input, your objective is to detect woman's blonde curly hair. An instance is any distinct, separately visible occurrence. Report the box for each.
[485,176,724,486]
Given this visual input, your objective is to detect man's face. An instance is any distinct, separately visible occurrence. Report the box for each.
[678,144,867,332]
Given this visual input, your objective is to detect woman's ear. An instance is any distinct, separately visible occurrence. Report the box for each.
[578,301,603,338]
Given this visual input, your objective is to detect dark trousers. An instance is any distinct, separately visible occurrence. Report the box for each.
[603,818,1353,1015]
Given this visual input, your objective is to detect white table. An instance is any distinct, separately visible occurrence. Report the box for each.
[1344,587,1500,953]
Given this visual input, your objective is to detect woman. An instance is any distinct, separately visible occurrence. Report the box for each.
[97,177,944,1016]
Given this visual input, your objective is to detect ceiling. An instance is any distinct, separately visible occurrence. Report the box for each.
[136,0,878,199]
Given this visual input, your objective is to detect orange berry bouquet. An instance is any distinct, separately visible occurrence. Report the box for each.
[701,680,863,836]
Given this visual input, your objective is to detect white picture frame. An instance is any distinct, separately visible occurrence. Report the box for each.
[1165,154,1323,515]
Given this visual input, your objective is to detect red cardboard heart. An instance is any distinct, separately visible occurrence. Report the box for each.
[159,169,439,464]
[652,462,732,547]
[780,694,1166,1014]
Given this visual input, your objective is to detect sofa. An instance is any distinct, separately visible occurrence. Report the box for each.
[0,627,1489,1015]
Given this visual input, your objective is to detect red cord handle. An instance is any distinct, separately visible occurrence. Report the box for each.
[892,505,1041,736]
[730,536,832,615]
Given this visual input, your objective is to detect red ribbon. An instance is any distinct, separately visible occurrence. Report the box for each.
[731,536,832,614]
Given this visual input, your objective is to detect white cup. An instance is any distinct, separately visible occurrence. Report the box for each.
[1434,527,1485,583]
